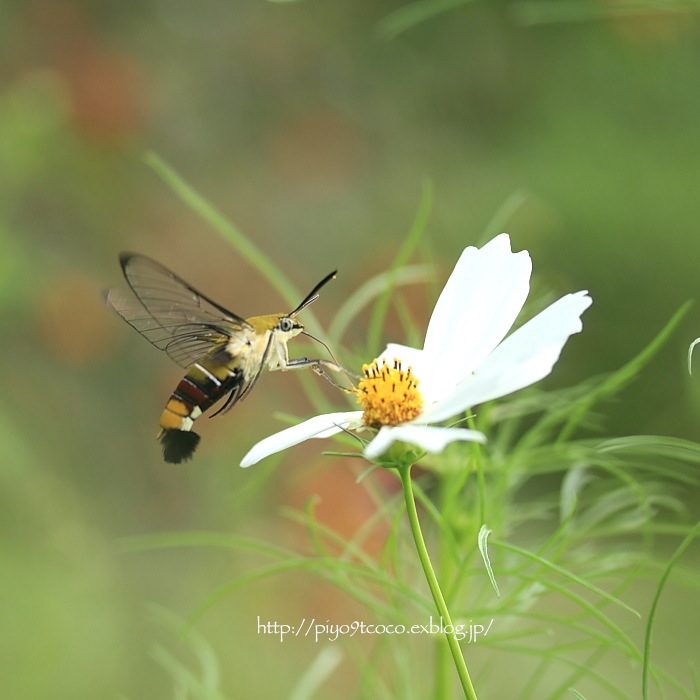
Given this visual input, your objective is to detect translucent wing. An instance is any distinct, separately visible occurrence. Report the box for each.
[104,253,252,369]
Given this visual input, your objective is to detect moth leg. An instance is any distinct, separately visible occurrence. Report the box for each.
[285,357,358,392]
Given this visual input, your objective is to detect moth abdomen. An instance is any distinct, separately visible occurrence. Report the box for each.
[159,428,201,464]
[157,360,243,462]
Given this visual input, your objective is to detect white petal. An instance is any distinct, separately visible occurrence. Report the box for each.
[376,343,426,374]
[240,411,363,467]
[423,234,532,391]
[423,290,592,423]
[364,424,486,461]
[373,343,443,404]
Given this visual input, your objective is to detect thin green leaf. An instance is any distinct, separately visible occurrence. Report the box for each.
[149,605,222,691]
[688,337,700,374]
[642,518,700,699]
[367,181,433,355]
[289,647,343,700]
[597,435,700,468]
[492,539,640,618]
[188,557,433,627]
[518,302,691,449]
[377,0,475,39]
[556,302,692,442]
[144,152,328,333]
[150,643,229,700]
[478,525,501,597]
[328,264,433,347]
[483,639,632,699]
[482,188,529,242]
[144,154,343,412]
[559,463,589,522]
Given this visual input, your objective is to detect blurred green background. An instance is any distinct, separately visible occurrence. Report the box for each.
[1,1,699,698]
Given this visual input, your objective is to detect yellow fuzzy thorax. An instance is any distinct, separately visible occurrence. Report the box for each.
[246,314,286,333]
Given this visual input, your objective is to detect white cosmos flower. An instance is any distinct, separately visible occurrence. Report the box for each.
[240,233,592,468]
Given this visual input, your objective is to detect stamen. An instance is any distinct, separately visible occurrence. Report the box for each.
[356,358,424,428]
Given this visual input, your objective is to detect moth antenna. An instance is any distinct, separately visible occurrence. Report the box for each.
[290,270,337,317]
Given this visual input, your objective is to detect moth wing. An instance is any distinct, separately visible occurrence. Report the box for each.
[104,253,252,369]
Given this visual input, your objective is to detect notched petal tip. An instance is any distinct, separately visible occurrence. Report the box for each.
[421,287,593,424]
[423,233,533,384]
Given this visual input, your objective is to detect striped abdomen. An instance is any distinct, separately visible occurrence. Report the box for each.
[159,359,242,463]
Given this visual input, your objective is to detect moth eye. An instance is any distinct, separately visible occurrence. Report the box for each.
[279,317,295,332]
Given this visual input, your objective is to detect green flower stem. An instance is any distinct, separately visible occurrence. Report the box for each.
[398,464,478,700]
[435,476,453,699]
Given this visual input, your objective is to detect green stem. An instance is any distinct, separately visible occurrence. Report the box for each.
[435,474,452,699]
[398,465,478,700]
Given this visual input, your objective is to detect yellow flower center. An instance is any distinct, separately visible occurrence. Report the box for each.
[356,358,424,428]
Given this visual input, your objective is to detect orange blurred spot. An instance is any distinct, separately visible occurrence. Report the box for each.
[605,2,692,45]
[267,111,371,198]
[28,1,146,143]
[64,50,145,143]
[36,273,118,365]
[284,457,397,559]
